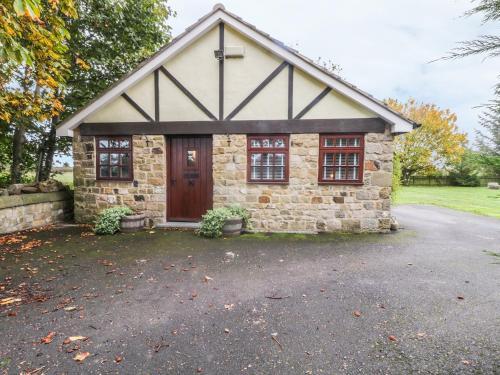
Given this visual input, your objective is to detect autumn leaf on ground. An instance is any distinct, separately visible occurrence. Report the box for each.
[41,332,56,344]
[64,306,77,312]
[224,304,235,310]
[115,355,123,363]
[73,352,90,362]
[353,311,361,317]
[68,336,88,342]
[0,297,22,306]
[388,335,397,342]
[203,275,213,283]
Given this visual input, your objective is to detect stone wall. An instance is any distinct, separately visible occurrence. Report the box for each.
[73,130,166,224]
[0,191,73,234]
[213,130,393,232]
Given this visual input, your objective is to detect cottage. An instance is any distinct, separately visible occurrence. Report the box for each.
[56,4,416,233]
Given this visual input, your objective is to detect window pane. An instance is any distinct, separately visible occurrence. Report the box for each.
[262,166,273,180]
[99,139,109,148]
[99,153,109,164]
[262,153,273,166]
[274,167,285,180]
[110,153,120,165]
[251,166,261,180]
[349,138,360,147]
[187,150,197,167]
[323,153,334,166]
[99,166,109,178]
[120,153,130,165]
[274,138,286,148]
[110,166,120,177]
[335,167,346,180]
[120,139,130,148]
[250,139,261,148]
[251,153,261,166]
[323,166,334,180]
[324,138,334,147]
[262,139,272,148]
[274,153,285,166]
[335,153,346,166]
[347,167,358,180]
[109,139,120,148]
[121,166,130,178]
[347,153,359,166]
[335,138,345,147]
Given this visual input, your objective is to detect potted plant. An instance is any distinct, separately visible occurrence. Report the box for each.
[198,206,251,238]
[94,206,145,235]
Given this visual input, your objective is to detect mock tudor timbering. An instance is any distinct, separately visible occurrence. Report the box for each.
[62,5,415,233]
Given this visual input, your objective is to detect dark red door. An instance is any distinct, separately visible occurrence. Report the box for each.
[168,136,213,221]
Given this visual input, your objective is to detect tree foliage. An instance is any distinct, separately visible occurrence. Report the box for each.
[386,98,468,183]
[475,98,500,175]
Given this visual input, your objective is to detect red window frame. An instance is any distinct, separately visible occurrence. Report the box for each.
[247,135,289,184]
[96,136,134,181]
[318,134,364,185]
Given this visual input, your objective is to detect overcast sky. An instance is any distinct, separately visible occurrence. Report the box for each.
[167,0,499,142]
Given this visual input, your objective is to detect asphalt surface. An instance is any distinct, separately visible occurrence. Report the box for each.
[0,205,499,374]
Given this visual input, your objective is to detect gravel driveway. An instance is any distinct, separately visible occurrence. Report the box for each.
[0,205,499,374]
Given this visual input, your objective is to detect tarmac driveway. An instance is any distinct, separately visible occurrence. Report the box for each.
[0,205,499,374]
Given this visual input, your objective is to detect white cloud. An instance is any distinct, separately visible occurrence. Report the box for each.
[168,0,499,141]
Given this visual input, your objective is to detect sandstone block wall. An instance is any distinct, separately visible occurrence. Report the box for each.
[73,130,166,224]
[0,192,73,234]
[213,131,393,232]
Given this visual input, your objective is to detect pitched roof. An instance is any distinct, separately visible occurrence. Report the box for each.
[56,3,417,136]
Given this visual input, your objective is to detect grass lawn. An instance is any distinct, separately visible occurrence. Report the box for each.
[394,186,500,218]
[53,171,73,189]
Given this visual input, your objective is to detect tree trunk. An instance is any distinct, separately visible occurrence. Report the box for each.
[10,122,26,184]
[36,118,58,181]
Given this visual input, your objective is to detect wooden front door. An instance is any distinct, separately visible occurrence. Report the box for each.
[168,136,213,221]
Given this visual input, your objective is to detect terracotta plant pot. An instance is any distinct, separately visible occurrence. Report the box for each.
[120,213,146,233]
[222,216,243,236]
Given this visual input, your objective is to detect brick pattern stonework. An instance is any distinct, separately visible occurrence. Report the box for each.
[73,129,393,232]
[213,130,393,232]
[73,130,166,224]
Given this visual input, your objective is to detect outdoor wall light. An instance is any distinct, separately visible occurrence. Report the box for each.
[213,49,224,60]
[226,133,231,146]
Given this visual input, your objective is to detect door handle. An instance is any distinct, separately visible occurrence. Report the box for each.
[188,179,195,186]
[171,178,176,186]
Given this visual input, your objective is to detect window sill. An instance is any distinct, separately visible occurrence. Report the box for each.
[318,181,364,186]
[96,178,134,182]
[247,181,289,185]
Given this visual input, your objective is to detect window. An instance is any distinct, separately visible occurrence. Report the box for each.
[319,134,364,184]
[96,136,133,181]
[247,135,289,183]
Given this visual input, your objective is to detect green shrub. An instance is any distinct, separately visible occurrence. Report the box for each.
[198,206,251,238]
[94,206,134,235]
[392,154,402,199]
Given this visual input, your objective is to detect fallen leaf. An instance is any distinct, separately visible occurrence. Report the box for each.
[353,311,361,317]
[461,360,471,365]
[0,297,22,306]
[41,332,56,344]
[115,355,122,363]
[457,295,464,300]
[203,275,213,283]
[64,306,77,312]
[197,368,203,373]
[224,328,230,333]
[388,335,397,342]
[224,303,235,310]
[73,352,90,362]
[416,332,426,338]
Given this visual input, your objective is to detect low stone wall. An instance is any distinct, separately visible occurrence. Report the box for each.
[0,191,74,234]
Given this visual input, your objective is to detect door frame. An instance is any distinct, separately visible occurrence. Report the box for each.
[166,135,213,222]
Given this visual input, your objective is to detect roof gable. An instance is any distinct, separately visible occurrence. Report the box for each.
[56,4,416,136]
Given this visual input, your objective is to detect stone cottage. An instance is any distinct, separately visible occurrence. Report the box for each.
[56,4,416,233]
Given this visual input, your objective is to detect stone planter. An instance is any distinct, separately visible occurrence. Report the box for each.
[222,216,243,236]
[120,213,146,233]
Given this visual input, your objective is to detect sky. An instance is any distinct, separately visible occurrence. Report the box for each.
[167,0,499,142]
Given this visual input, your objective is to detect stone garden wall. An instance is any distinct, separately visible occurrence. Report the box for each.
[213,130,393,233]
[72,130,166,225]
[0,191,73,234]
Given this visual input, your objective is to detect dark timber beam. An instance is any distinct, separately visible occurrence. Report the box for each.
[121,93,154,122]
[288,65,294,120]
[225,61,289,121]
[80,118,387,136]
[219,22,224,120]
[158,66,217,121]
[154,69,160,122]
[294,87,332,120]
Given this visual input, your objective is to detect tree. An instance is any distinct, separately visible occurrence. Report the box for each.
[386,98,468,184]
[475,98,500,176]
[1,0,77,183]
[36,0,174,181]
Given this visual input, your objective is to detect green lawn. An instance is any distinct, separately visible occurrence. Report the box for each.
[394,186,500,218]
[53,171,73,189]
